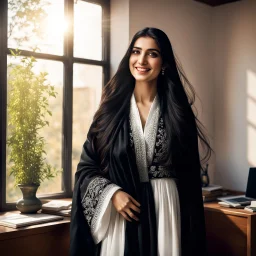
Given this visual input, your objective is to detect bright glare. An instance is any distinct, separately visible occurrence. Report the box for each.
[74,1,102,60]
[8,0,66,55]
[41,2,66,48]
[247,70,256,100]
[39,1,66,54]
[247,126,256,166]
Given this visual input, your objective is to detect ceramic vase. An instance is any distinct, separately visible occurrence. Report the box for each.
[16,184,42,213]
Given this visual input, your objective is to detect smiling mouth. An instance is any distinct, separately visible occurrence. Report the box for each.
[135,67,151,72]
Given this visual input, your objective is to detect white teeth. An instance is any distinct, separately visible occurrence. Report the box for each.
[136,67,149,72]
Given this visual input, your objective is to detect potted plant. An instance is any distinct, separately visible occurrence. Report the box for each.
[7,51,59,213]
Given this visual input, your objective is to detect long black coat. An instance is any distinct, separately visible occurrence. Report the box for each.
[70,115,207,256]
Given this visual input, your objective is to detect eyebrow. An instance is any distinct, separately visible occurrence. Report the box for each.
[133,46,161,54]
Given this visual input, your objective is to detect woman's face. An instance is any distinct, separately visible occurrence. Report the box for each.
[129,37,163,84]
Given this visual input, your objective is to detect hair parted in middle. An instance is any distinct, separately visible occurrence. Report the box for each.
[89,27,212,173]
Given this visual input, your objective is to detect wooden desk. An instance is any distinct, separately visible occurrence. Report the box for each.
[1,202,255,256]
[204,202,256,256]
[0,211,70,256]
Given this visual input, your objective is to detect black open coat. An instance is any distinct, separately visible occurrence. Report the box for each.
[70,114,207,256]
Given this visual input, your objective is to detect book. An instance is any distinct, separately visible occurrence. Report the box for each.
[202,188,227,203]
[42,200,72,212]
[218,201,244,209]
[202,184,223,192]
[202,188,223,196]
[41,208,71,217]
[0,213,63,228]
[203,194,223,202]
[244,206,256,212]
[203,195,216,202]
[250,201,256,207]
[217,195,252,207]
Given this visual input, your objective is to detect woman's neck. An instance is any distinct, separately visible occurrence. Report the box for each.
[133,81,157,104]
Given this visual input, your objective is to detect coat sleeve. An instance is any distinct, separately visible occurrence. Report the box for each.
[70,138,121,256]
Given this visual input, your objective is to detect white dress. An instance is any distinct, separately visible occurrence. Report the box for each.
[84,94,181,256]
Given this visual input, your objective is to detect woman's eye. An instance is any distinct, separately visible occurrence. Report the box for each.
[132,50,140,54]
[149,52,158,58]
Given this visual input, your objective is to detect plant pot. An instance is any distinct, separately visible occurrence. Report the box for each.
[16,184,42,213]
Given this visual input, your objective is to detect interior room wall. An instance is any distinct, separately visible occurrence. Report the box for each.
[213,0,256,191]
[110,0,129,77]
[111,0,215,180]
[110,0,256,191]
[129,0,215,180]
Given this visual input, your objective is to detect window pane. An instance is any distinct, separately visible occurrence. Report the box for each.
[72,64,102,185]
[6,56,63,202]
[8,0,65,55]
[74,1,102,60]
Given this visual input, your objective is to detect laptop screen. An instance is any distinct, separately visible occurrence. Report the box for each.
[246,168,256,198]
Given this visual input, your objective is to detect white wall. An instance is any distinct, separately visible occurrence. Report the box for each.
[110,0,256,191]
[129,0,215,180]
[110,0,129,77]
[213,0,256,191]
[111,0,215,179]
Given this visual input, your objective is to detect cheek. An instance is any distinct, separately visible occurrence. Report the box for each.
[152,59,162,72]
[129,56,136,65]
[129,57,136,71]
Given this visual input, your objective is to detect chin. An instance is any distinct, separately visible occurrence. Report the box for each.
[133,76,157,83]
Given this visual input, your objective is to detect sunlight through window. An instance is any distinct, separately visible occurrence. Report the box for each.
[8,0,65,55]
[74,1,102,60]
[247,70,256,167]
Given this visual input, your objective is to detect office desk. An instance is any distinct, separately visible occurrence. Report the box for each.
[1,202,255,256]
[204,202,256,256]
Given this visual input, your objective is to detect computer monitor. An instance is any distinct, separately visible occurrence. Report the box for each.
[246,167,256,198]
[218,167,256,207]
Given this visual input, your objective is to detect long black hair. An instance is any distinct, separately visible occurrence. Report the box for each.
[89,27,212,172]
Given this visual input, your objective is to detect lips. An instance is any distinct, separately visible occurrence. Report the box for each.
[135,67,151,72]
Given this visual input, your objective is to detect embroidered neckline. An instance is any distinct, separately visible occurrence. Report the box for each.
[129,94,160,182]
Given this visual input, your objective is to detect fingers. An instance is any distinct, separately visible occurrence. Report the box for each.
[120,209,139,222]
[112,191,141,222]
[130,203,141,214]
[127,209,139,221]
[120,211,132,222]
[130,196,141,207]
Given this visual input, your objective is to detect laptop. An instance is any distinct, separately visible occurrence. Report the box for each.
[218,167,256,207]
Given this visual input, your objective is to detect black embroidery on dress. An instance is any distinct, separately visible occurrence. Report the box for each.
[81,177,111,226]
[148,117,173,179]
[129,117,174,179]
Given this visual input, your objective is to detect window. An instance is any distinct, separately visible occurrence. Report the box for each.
[0,0,109,211]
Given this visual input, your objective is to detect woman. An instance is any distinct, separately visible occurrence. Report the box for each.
[70,27,212,256]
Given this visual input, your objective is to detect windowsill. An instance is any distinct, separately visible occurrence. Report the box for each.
[0,198,71,241]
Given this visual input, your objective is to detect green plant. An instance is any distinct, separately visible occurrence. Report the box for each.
[7,50,59,186]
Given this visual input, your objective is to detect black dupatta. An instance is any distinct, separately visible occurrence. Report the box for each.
[70,114,207,256]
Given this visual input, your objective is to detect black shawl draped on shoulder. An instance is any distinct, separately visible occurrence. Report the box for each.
[70,115,207,256]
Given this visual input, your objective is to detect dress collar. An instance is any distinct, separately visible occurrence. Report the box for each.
[129,93,160,182]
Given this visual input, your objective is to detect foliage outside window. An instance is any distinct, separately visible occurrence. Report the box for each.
[0,0,109,211]
[7,52,59,186]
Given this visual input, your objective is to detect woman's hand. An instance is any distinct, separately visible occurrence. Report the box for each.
[111,190,141,222]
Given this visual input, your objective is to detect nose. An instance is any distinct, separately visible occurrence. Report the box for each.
[138,53,147,65]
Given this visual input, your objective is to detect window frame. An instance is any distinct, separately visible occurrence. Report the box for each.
[0,0,110,211]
